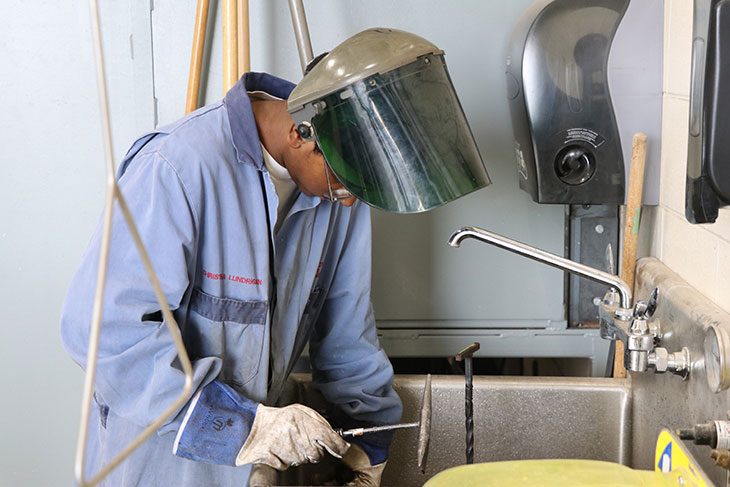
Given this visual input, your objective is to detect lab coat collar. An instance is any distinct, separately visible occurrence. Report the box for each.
[224,72,296,171]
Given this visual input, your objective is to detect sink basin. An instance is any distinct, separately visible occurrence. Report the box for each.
[276,374,632,486]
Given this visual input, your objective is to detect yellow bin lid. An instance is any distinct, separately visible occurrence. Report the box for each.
[423,459,699,487]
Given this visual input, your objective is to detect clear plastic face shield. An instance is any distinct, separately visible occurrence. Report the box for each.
[288,29,491,213]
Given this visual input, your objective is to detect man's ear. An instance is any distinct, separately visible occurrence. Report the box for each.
[286,123,305,149]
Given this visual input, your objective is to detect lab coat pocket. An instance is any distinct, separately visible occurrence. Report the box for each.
[187,287,268,389]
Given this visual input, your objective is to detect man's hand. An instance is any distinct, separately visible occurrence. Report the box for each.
[235,404,349,470]
[342,443,386,487]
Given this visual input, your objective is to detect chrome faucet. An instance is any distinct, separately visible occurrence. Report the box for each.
[448,226,690,377]
[448,226,632,307]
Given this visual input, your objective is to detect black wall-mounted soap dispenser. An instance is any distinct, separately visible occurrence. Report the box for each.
[506,0,629,205]
[687,0,730,224]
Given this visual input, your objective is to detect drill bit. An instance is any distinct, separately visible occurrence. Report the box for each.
[457,342,480,464]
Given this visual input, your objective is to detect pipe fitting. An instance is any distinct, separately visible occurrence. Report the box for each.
[648,347,691,378]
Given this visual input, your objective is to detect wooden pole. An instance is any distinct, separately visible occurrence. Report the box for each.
[613,132,648,378]
[222,0,238,93]
[185,0,210,114]
[237,0,250,77]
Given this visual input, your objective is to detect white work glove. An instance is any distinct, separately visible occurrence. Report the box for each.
[247,464,278,487]
[342,443,387,487]
[235,403,350,470]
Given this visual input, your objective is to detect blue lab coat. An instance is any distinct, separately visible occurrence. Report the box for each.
[60,73,402,486]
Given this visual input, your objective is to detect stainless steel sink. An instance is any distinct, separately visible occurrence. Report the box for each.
[276,374,632,486]
[268,259,730,486]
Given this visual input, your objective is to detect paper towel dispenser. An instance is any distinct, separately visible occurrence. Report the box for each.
[506,0,629,205]
[686,0,730,224]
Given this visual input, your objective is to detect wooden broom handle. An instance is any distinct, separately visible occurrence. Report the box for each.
[222,0,239,92]
[613,133,648,378]
[237,0,250,77]
[185,0,210,114]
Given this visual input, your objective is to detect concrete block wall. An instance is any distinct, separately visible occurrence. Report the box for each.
[640,0,730,314]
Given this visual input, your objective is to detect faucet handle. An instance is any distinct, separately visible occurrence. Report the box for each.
[633,301,648,318]
[632,288,659,320]
[646,287,658,317]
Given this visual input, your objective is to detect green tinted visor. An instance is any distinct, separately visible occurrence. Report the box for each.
[310,54,490,213]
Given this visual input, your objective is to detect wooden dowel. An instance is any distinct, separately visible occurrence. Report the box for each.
[222,0,238,93]
[237,0,250,77]
[185,0,210,114]
[614,132,648,378]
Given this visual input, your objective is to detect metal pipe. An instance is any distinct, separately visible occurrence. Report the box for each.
[185,0,210,114]
[222,0,238,92]
[338,422,420,437]
[75,2,194,484]
[288,0,314,73]
[449,226,632,309]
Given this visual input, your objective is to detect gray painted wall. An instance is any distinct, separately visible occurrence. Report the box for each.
[1,1,148,485]
[1,1,565,484]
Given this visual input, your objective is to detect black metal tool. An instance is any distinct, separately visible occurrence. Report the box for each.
[456,342,480,464]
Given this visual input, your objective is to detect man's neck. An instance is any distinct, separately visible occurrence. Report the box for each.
[251,99,288,167]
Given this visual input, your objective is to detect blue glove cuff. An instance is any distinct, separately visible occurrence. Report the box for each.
[173,381,258,465]
[349,438,389,466]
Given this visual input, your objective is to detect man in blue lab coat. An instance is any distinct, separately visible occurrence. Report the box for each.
[61,25,491,485]
[61,70,400,486]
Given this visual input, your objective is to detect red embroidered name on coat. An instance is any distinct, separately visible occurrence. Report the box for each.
[202,269,262,286]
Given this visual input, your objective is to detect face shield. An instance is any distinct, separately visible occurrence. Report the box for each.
[287,28,491,213]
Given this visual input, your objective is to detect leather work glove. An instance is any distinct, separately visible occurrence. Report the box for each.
[247,464,278,487]
[235,404,350,470]
[341,443,387,487]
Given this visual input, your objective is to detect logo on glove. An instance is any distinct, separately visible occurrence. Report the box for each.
[212,417,234,431]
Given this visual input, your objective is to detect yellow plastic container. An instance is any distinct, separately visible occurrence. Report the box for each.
[422,459,700,487]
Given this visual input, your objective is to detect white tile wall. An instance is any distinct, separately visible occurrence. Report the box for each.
[659,95,689,215]
[643,0,730,314]
[708,209,730,243]
[717,240,730,306]
[661,209,719,299]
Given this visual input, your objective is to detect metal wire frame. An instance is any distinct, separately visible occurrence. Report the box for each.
[73,1,194,485]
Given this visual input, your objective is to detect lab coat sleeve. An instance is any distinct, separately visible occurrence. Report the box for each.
[60,151,255,465]
[308,202,403,465]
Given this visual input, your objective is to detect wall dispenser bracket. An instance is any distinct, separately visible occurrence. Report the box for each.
[686,0,730,223]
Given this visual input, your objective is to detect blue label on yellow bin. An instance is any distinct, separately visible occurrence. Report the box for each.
[657,441,672,472]
[655,429,711,486]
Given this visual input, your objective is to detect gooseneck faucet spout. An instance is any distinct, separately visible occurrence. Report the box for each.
[449,226,691,377]
[448,226,632,308]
